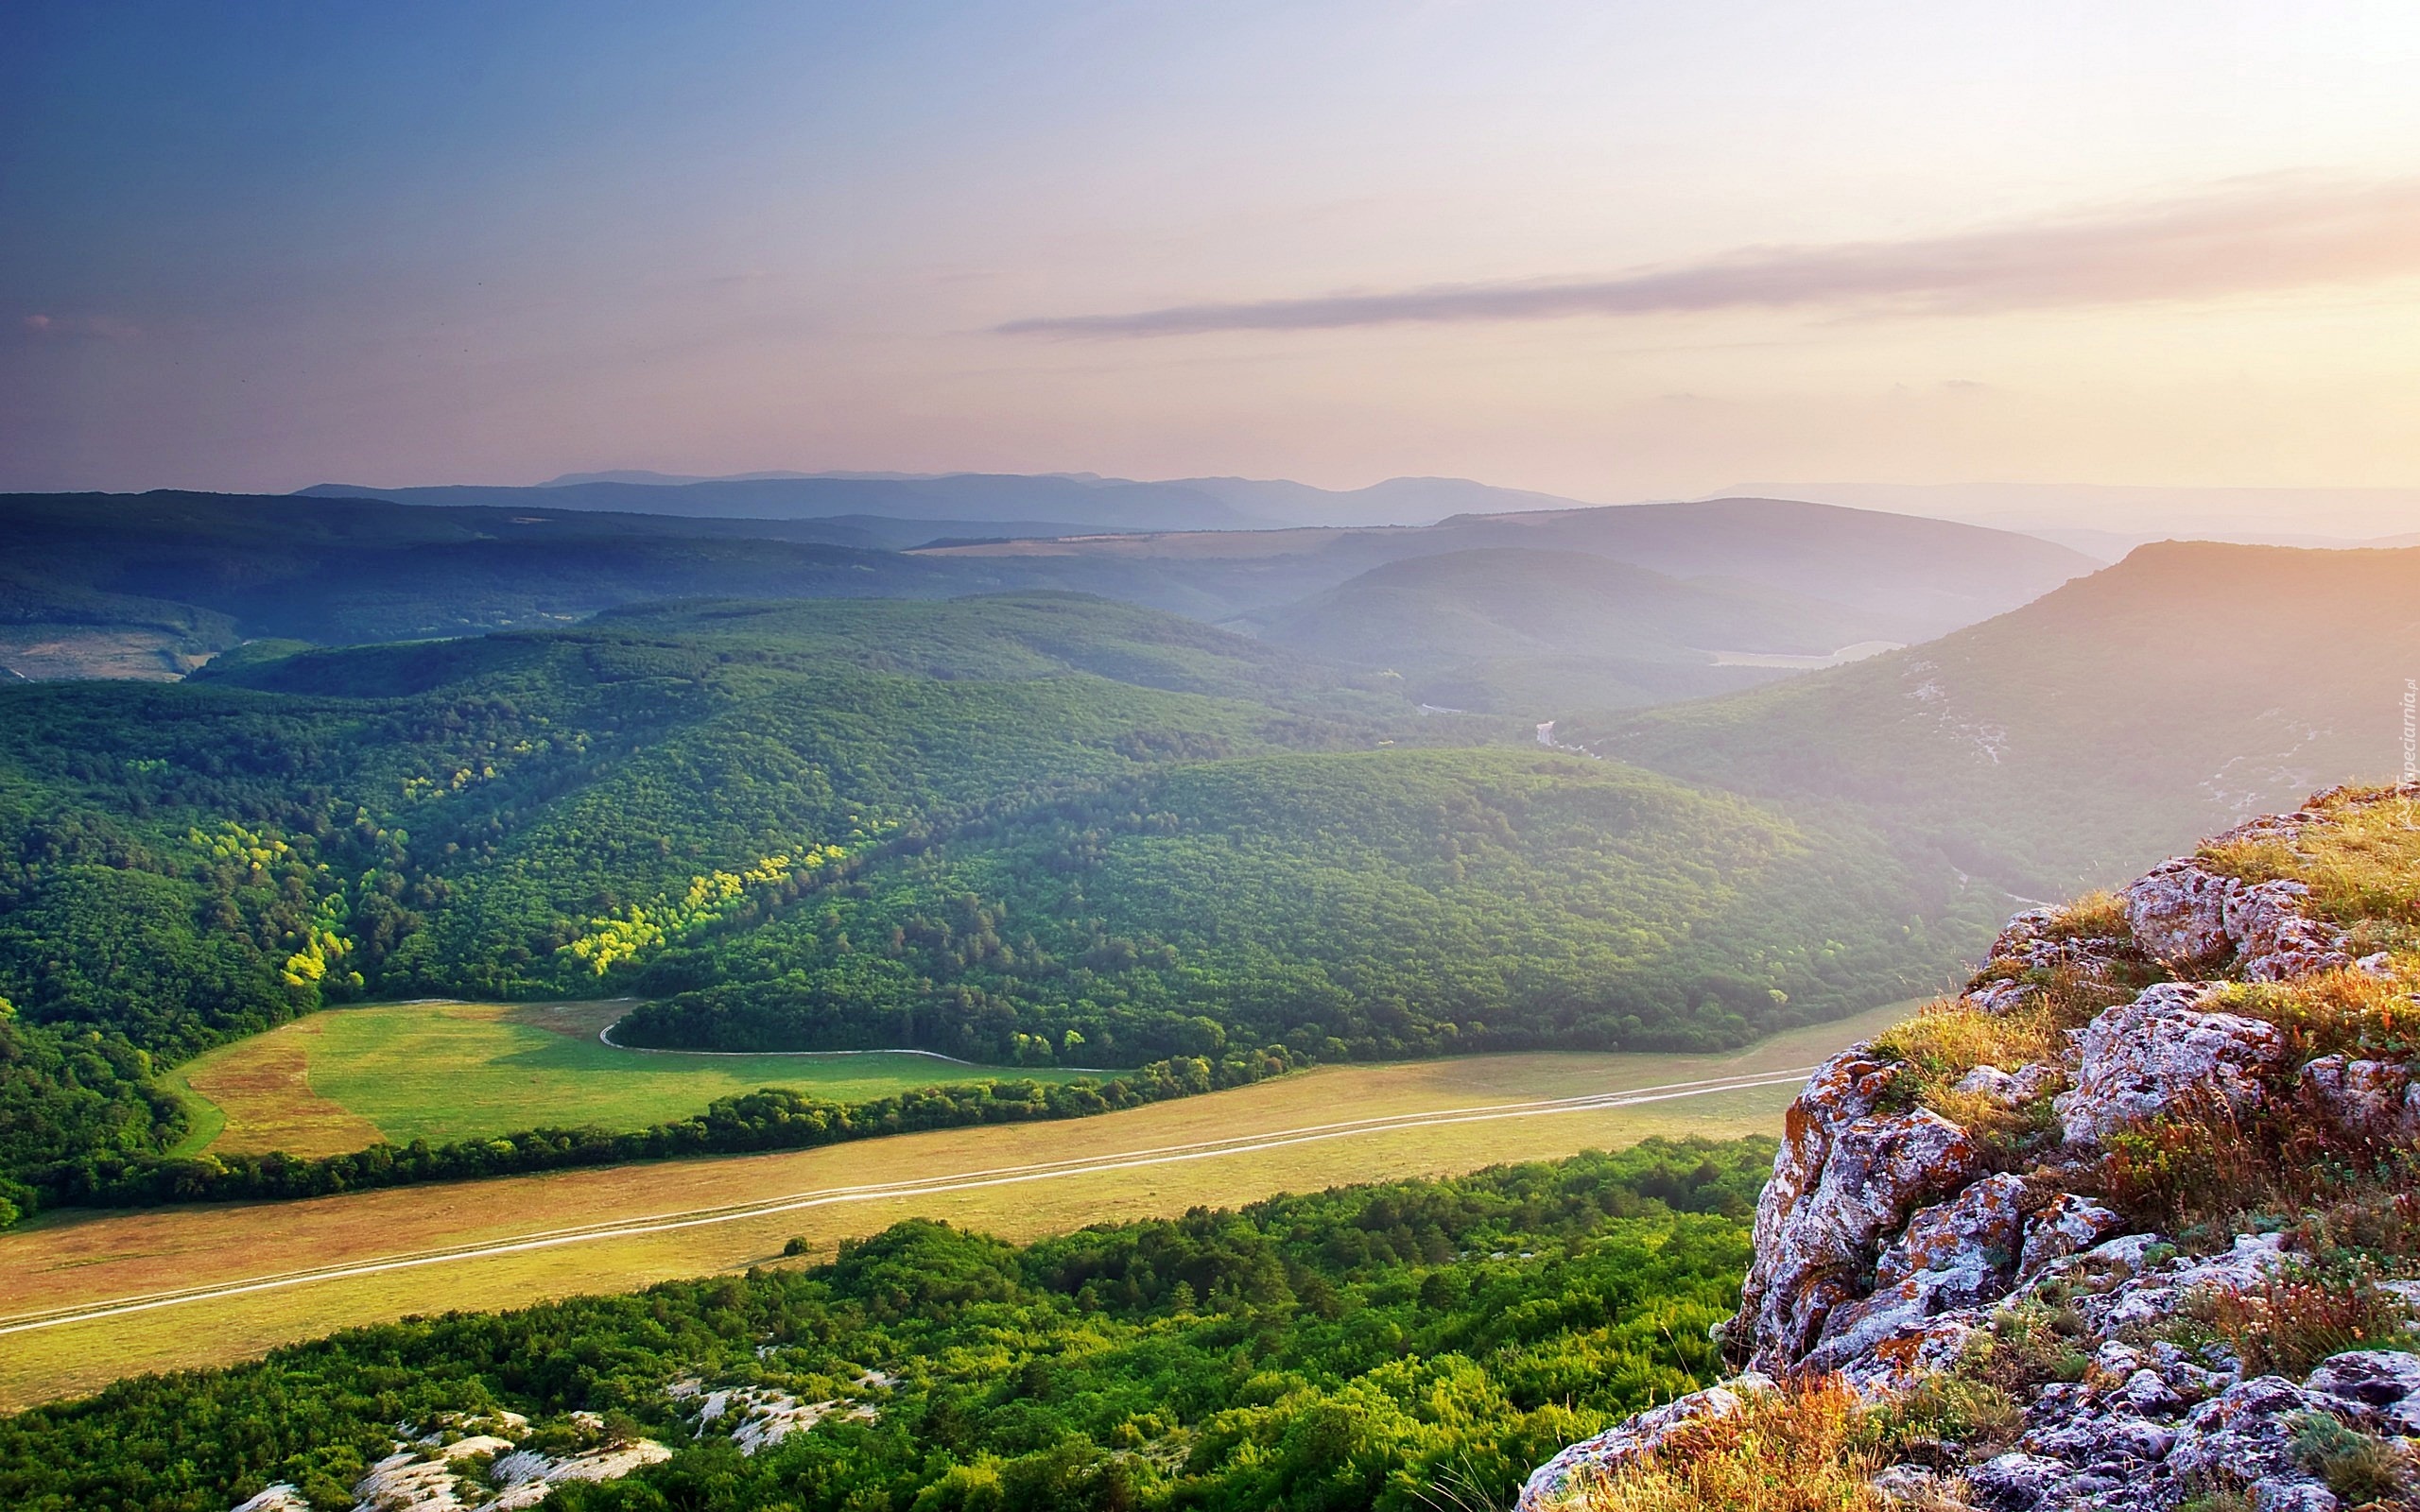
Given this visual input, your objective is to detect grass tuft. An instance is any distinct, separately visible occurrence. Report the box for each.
[1563,1379,1884,1512]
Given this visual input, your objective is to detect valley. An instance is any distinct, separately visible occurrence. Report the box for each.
[0,1002,1904,1409]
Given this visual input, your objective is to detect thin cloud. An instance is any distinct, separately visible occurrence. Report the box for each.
[997,177,2420,337]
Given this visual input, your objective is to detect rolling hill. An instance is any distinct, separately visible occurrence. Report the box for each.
[1564,541,2420,898]
[1255,548,1899,712]
[0,593,1981,1218]
[921,495,2097,639]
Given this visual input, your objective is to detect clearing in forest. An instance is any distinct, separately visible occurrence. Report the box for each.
[171,998,1091,1153]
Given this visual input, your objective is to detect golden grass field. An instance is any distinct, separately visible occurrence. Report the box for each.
[0,1002,1911,1410]
[165,997,1090,1156]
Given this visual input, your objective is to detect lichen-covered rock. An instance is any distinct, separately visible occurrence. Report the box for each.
[1514,1374,1773,1510]
[2162,1375,2344,1506]
[2126,860,2241,966]
[2017,1194,2125,1279]
[1807,1174,2031,1383]
[1523,789,2420,1512]
[1955,1062,2063,1107]
[2055,983,2283,1147]
[2225,880,2353,982]
[2302,1349,2420,1435]
[1876,1174,2030,1289]
[2297,1055,2416,1143]
[1736,1100,1979,1369]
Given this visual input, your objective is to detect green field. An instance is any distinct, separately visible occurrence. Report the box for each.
[172,998,1090,1154]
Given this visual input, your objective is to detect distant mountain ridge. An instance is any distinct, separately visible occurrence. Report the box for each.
[302,469,1610,530]
[1255,546,1905,713]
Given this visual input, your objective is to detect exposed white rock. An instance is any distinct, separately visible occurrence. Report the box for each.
[2226,880,2353,982]
[1515,1373,1773,1509]
[688,1384,876,1455]
[1736,1069,1979,1368]
[231,1487,313,1512]
[2055,982,2283,1147]
[351,1429,671,1512]
[1526,789,2420,1512]
[2126,860,2240,966]
[1954,1062,2064,1107]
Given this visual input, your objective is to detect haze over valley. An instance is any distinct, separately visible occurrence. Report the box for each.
[7,6,2420,1512]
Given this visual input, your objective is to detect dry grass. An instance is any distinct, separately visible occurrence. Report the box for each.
[1564,1381,1887,1512]
[2192,1261,2415,1379]
[2210,966,2420,1066]
[0,1003,1916,1411]
[2203,784,2420,950]
[172,1024,389,1158]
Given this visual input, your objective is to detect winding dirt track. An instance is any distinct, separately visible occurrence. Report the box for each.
[0,1064,1812,1339]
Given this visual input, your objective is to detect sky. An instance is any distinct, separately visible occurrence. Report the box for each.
[7,1,2420,523]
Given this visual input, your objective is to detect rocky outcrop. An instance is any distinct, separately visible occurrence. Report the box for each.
[2125,858,2353,982]
[1521,786,2420,1512]
[1518,1374,1775,1507]
[2055,982,2282,1147]
[269,1411,672,1512]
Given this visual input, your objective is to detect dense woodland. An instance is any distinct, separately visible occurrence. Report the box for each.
[0,594,1981,1218]
[0,1140,1771,1512]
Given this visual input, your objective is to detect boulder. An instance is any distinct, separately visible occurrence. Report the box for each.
[2126,860,2241,966]
[2018,1194,2127,1279]
[2302,1349,2420,1435]
[2056,983,2283,1147]
[2297,1056,2415,1143]
[1735,1097,1980,1369]
[2226,880,2353,982]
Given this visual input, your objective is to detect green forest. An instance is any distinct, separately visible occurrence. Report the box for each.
[0,593,1980,1219]
[0,1140,1770,1512]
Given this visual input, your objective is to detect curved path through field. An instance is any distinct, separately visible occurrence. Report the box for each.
[0,1063,1811,1340]
[0,1002,1912,1410]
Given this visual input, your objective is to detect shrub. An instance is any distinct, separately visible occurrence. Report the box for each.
[2288,1410,2411,1504]
[2192,1260,2412,1379]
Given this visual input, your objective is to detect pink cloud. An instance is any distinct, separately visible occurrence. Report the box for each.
[1000,176,2420,336]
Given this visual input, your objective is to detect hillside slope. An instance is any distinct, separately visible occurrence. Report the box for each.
[1525,782,2420,1512]
[1571,541,2420,899]
[0,593,1979,1217]
[1257,547,1895,712]
[925,497,2096,639]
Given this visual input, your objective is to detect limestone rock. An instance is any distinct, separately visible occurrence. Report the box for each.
[2055,983,2283,1147]
[1736,1095,1980,1369]
[2163,1376,2344,1506]
[2017,1194,2125,1279]
[1955,1063,2063,1108]
[1876,1174,2029,1289]
[2126,860,2240,966]
[2297,1056,2416,1143]
[229,1488,312,1512]
[2225,880,2353,982]
[1514,1374,1773,1510]
[2302,1349,2420,1435]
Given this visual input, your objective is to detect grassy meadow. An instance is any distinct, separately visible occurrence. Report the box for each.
[0,1001,1909,1410]
[169,998,1091,1155]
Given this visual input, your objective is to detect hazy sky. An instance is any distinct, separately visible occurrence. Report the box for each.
[7,1,2420,508]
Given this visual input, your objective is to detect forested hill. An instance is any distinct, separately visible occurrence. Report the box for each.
[1564,541,2420,900]
[1,489,2086,688]
[0,593,1983,1218]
